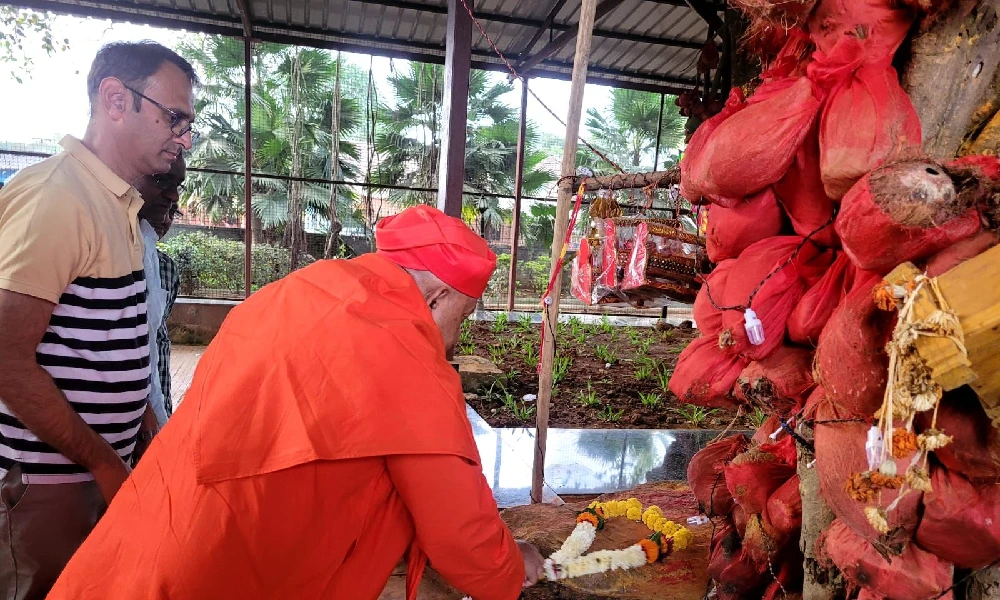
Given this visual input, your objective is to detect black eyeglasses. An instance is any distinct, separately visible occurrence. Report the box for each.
[124,84,195,138]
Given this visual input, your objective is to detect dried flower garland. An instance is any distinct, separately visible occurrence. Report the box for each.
[849,276,963,534]
[543,498,693,581]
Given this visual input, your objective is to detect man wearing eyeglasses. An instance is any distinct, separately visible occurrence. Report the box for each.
[0,41,196,600]
[132,156,187,462]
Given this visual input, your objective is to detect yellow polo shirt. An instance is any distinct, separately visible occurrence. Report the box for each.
[0,135,151,483]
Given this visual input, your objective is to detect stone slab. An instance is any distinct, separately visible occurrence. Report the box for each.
[452,355,503,393]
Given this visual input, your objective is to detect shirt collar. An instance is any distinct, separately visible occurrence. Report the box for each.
[59,135,133,199]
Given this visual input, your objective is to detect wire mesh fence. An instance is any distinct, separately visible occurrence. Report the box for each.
[2,30,692,317]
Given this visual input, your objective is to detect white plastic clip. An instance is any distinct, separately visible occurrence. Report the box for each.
[687,515,710,526]
[744,308,765,346]
[865,426,884,471]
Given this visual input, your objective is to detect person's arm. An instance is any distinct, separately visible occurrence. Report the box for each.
[387,454,532,600]
[0,289,130,500]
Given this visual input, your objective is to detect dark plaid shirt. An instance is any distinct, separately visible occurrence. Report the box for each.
[157,251,180,416]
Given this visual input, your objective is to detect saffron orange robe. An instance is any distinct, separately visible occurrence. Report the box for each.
[46,254,524,600]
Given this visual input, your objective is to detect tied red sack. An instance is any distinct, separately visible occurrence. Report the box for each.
[836,160,982,275]
[773,123,839,247]
[669,336,747,409]
[684,75,822,203]
[718,236,834,362]
[809,36,922,200]
[916,386,1000,483]
[708,522,770,598]
[813,401,921,544]
[688,433,751,517]
[681,88,747,205]
[807,0,915,66]
[813,276,893,416]
[694,260,734,336]
[706,188,786,263]
[735,345,815,416]
[818,519,954,600]
[916,466,1000,569]
[787,253,880,346]
[724,436,797,515]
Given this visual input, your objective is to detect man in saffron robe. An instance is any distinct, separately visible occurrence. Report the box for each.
[46,205,545,600]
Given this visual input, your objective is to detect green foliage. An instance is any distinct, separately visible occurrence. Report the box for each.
[487,344,505,366]
[515,313,535,334]
[750,407,768,429]
[491,312,509,334]
[159,232,313,295]
[639,392,661,408]
[656,364,673,394]
[1,8,69,83]
[458,342,476,356]
[600,404,625,423]
[594,344,618,366]
[578,383,601,408]
[634,360,655,382]
[599,315,614,335]
[554,354,574,385]
[459,320,473,345]
[486,381,535,419]
[677,404,718,427]
[521,343,539,370]
[583,88,686,174]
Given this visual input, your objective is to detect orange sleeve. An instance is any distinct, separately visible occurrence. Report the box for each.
[387,454,525,600]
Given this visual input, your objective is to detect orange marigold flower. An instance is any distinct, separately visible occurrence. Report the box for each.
[845,472,876,503]
[869,471,903,490]
[658,534,675,556]
[639,538,660,564]
[873,285,898,312]
[892,428,918,459]
[576,511,600,527]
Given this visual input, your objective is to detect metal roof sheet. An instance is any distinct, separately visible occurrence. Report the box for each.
[19,0,720,93]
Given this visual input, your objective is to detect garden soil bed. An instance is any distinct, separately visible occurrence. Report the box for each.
[460,316,756,431]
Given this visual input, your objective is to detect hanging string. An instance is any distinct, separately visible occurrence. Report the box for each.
[454,0,628,176]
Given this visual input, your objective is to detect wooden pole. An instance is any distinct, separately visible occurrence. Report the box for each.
[507,77,530,311]
[437,0,474,217]
[531,0,599,504]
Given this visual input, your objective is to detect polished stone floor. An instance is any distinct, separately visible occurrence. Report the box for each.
[171,346,734,508]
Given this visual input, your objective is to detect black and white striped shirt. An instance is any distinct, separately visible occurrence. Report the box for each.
[0,136,150,484]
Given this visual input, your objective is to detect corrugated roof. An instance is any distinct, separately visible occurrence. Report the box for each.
[19,0,721,93]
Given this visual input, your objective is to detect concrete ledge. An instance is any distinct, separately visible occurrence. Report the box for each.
[167,298,238,345]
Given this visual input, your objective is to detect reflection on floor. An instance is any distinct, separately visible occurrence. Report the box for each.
[170,345,738,508]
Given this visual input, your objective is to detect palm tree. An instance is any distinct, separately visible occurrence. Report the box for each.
[177,38,363,268]
[584,89,686,173]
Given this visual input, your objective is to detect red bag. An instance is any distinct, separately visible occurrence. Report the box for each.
[818,519,954,600]
[836,160,983,275]
[681,88,747,205]
[807,0,915,66]
[916,386,1000,483]
[925,231,1000,277]
[733,504,749,538]
[725,437,797,515]
[753,414,784,446]
[814,41,922,200]
[735,345,815,415]
[688,433,751,517]
[916,466,1000,569]
[706,188,786,264]
[766,474,803,539]
[669,336,748,409]
[813,401,921,544]
[719,237,833,362]
[694,260,733,336]
[787,253,879,346]
[813,273,895,417]
[686,76,823,202]
[709,522,769,597]
[773,124,839,247]
[761,554,805,600]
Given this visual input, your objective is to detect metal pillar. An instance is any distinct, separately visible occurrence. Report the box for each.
[436,0,474,217]
[653,92,665,171]
[243,37,253,299]
[506,77,529,311]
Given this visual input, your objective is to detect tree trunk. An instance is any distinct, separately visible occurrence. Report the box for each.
[285,49,306,270]
[901,0,1000,160]
[798,422,848,600]
[324,52,344,259]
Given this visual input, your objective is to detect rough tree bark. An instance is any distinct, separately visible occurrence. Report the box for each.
[286,49,306,271]
[968,567,1000,600]
[798,422,847,600]
[902,0,1000,160]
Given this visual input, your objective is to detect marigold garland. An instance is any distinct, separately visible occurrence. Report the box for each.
[542,497,693,581]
